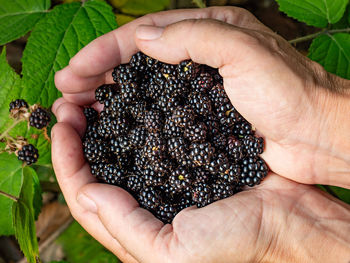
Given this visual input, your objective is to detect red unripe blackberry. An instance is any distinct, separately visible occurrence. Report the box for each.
[9,99,28,112]
[17,144,39,165]
[29,107,51,129]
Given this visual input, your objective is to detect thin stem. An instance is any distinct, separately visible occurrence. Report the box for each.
[289,27,350,44]
[0,119,23,141]
[192,0,206,8]
[0,190,18,202]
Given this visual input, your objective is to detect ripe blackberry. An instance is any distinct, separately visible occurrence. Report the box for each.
[207,153,230,176]
[120,82,139,104]
[160,64,177,79]
[167,167,192,194]
[146,77,165,99]
[193,168,211,184]
[156,93,181,113]
[243,135,264,156]
[112,64,138,85]
[83,138,109,163]
[191,72,213,93]
[188,91,212,116]
[211,133,227,150]
[171,106,194,128]
[126,173,145,193]
[212,180,235,201]
[163,116,183,138]
[156,202,179,223]
[138,186,162,210]
[189,142,215,167]
[209,84,230,109]
[105,93,127,116]
[9,99,28,112]
[218,163,240,184]
[184,122,207,142]
[143,135,167,161]
[217,106,242,127]
[83,107,98,124]
[96,163,125,185]
[95,84,116,105]
[164,78,189,97]
[110,135,131,156]
[240,157,268,187]
[226,136,245,161]
[143,165,165,186]
[128,101,146,123]
[177,60,200,80]
[233,121,253,137]
[129,52,147,72]
[97,112,129,138]
[144,110,163,132]
[29,107,51,129]
[167,137,189,165]
[129,126,147,148]
[191,182,212,208]
[203,117,220,137]
[17,144,39,165]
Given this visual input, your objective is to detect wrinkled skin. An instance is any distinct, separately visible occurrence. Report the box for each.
[52,7,350,263]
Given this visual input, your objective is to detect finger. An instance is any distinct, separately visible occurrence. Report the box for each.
[62,90,97,106]
[77,183,171,262]
[52,99,86,137]
[51,123,138,262]
[55,6,267,94]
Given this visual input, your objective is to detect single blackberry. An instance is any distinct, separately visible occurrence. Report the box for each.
[192,167,211,184]
[126,173,145,193]
[29,107,51,129]
[112,64,138,85]
[189,142,215,167]
[84,121,100,141]
[191,72,214,93]
[143,135,167,161]
[95,84,116,105]
[209,84,230,109]
[171,106,195,128]
[143,165,165,186]
[96,163,125,185]
[83,138,109,163]
[166,167,192,194]
[110,135,131,156]
[129,52,147,72]
[240,157,268,187]
[163,116,183,138]
[206,153,230,176]
[233,121,253,138]
[105,93,127,117]
[160,63,177,79]
[156,93,181,113]
[217,106,242,127]
[243,135,264,156]
[144,109,163,132]
[129,126,147,148]
[191,182,212,208]
[203,116,220,137]
[17,144,39,165]
[177,60,200,80]
[9,99,28,112]
[226,136,245,161]
[97,112,129,138]
[167,137,189,166]
[212,180,235,201]
[134,149,148,170]
[83,107,98,124]
[156,202,179,223]
[128,101,146,123]
[138,186,162,210]
[218,163,240,184]
[164,78,189,97]
[120,82,139,104]
[188,91,212,116]
[211,133,227,150]
[184,122,207,142]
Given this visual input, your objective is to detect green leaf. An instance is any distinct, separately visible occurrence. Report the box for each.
[0,48,22,134]
[329,186,350,204]
[32,170,42,220]
[0,0,51,45]
[276,0,348,27]
[21,0,117,108]
[0,194,15,235]
[119,0,170,16]
[57,221,120,263]
[13,166,40,263]
[308,33,350,79]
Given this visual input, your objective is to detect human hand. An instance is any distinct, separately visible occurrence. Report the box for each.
[55,7,350,188]
[51,100,350,262]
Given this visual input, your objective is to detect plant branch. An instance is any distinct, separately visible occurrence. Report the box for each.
[192,0,206,8]
[0,190,19,202]
[289,28,350,44]
[0,119,24,141]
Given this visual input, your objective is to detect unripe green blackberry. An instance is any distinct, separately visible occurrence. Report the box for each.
[29,107,51,129]
[17,144,39,165]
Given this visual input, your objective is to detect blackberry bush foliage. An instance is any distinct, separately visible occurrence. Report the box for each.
[82,52,268,223]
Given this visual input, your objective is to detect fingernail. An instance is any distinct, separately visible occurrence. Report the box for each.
[77,194,97,213]
[136,25,164,40]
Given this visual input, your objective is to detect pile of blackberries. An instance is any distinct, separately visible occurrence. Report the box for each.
[82,52,268,223]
